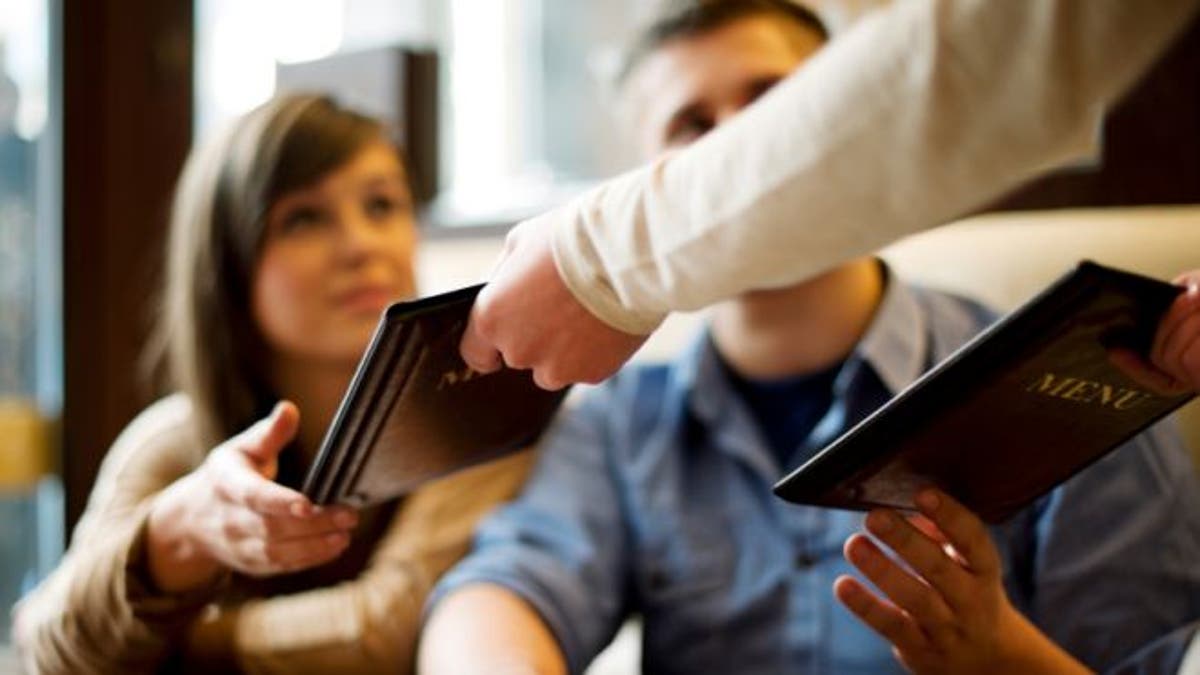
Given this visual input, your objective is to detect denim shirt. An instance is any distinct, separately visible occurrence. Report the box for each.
[434,278,1200,675]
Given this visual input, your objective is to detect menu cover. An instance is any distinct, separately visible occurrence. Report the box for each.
[301,284,568,506]
[773,261,1194,523]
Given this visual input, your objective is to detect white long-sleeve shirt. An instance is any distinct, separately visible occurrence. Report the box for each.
[548,0,1200,335]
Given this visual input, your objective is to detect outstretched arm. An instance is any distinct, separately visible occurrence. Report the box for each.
[186,451,534,675]
[462,0,1200,389]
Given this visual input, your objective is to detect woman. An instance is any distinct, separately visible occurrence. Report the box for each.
[13,94,532,674]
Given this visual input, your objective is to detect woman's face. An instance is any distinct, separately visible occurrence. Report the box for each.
[252,139,418,365]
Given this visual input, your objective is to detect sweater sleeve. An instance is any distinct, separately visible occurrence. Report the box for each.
[550,0,1200,335]
[188,450,534,675]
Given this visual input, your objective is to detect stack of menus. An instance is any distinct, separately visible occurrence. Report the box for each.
[301,285,568,507]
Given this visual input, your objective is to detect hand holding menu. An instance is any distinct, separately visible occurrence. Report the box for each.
[773,261,1195,523]
[301,284,568,507]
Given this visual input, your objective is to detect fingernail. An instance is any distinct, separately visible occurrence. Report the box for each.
[334,510,357,529]
[290,502,311,518]
[326,532,349,547]
[866,510,893,534]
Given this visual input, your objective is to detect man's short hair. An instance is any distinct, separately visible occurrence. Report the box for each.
[617,0,829,86]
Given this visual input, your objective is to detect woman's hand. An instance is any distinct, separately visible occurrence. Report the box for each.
[833,489,1091,675]
[146,402,358,593]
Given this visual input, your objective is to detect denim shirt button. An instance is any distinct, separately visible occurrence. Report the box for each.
[648,567,670,591]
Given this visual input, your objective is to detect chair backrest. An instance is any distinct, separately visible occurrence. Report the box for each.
[881,206,1200,465]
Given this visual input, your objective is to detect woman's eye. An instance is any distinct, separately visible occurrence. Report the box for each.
[280,207,324,233]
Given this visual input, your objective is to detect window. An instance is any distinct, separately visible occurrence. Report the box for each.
[0,0,64,648]
[193,0,644,228]
[194,1,888,230]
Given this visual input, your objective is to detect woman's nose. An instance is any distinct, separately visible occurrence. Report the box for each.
[337,210,384,259]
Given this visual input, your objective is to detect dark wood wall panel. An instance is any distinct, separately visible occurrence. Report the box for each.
[62,0,192,530]
[993,14,1200,210]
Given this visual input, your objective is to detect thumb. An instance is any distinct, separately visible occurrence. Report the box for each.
[1172,270,1200,290]
[460,298,504,374]
[1108,346,1189,396]
[237,401,300,474]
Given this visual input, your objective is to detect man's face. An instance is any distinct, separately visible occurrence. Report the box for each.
[624,14,824,158]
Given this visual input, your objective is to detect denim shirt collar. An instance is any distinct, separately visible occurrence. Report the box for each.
[678,265,930,477]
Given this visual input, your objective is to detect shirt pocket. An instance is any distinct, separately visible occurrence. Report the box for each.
[635,521,736,607]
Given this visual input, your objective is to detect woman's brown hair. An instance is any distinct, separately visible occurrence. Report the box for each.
[149,94,392,449]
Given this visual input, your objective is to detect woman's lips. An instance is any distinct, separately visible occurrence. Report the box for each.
[335,286,397,314]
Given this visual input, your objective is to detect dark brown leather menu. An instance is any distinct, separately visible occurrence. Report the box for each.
[773,261,1195,523]
[301,284,568,506]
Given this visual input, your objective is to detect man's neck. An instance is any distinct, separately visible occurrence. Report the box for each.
[711,258,884,380]
[268,355,358,462]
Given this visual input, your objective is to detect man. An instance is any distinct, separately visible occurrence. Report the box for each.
[424,3,1200,673]
[459,0,1200,391]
